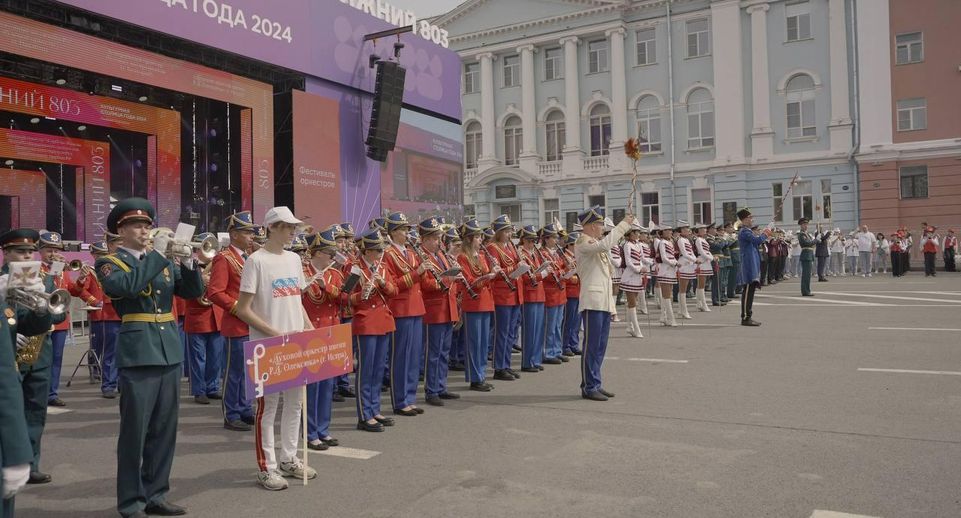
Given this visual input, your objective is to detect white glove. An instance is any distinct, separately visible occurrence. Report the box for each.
[0,273,7,299]
[15,334,28,351]
[152,233,172,258]
[23,278,44,294]
[180,257,195,270]
[2,463,31,499]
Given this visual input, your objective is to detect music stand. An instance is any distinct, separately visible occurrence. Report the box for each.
[66,306,103,387]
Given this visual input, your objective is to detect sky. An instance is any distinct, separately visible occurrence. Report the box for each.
[388,0,464,18]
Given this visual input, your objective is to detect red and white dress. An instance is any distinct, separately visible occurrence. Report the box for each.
[656,239,678,285]
[695,237,714,277]
[676,236,698,280]
[620,240,648,293]
[609,244,623,283]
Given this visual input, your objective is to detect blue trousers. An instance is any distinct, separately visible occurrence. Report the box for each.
[355,334,389,421]
[512,304,522,347]
[425,322,453,397]
[521,302,545,369]
[306,377,334,441]
[222,336,253,422]
[563,298,581,353]
[187,331,225,396]
[493,305,520,370]
[580,310,611,395]
[47,329,69,401]
[390,316,423,410]
[92,320,120,393]
[463,312,491,383]
[449,325,465,365]
[544,304,564,360]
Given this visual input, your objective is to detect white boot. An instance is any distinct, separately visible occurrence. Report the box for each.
[626,308,637,337]
[679,294,693,319]
[658,300,667,324]
[639,291,649,315]
[664,300,678,327]
[654,288,662,309]
[632,307,643,338]
[699,289,711,312]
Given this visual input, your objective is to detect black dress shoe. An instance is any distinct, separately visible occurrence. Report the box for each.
[802,293,815,297]
[102,391,118,399]
[320,436,340,447]
[581,391,609,402]
[28,471,52,484]
[562,351,575,357]
[571,350,583,356]
[818,278,828,282]
[144,501,186,516]
[224,419,252,432]
[307,441,329,451]
[426,396,444,406]
[741,318,761,327]
[493,370,515,381]
[439,392,461,400]
[241,415,256,425]
[338,388,357,398]
[543,357,563,365]
[193,395,210,405]
[332,392,346,402]
[537,365,545,371]
[598,388,615,398]
[393,407,418,416]
[505,368,521,379]
[512,346,522,353]
[449,362,466,371]
[521,367,539,373]
[374,416,395,426]
[206,392,223,400]
[48,398,66,407]
[557,355,570,363]
[469,382,493,392]
[357,420,385,432]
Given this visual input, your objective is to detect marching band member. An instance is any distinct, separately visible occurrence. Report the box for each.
[74,241,122,398]
[656,224,679,327]
[38,231,84,408]
[574,207,633,401]
[650,224,663,310]
[693,224,714,312]
[456,219,499,391]
[944,229,957,272]
[517,225,546,374]
[331,223,357,401]
[485,215,524,381]
[539,224,568,364]
[207,211,257,432]
[234,207,316,489]
[561,233,582,356]
[418,218,462,406]
[96,198,205,515]
[921,226,939,277]
[349,228,398,432]
[735,209,771,326]
[638,227,655,314]
[444,227,467,371]
[707,224,727,306]
[619,224,647,338]
[607,219,623,321]
[302,228,348,450]
[796,219,817,297]
[675,221,697,320]
[184,233,225,406]
[381,212,428,417]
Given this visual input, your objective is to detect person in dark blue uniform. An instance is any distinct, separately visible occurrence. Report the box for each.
[736,209,771,327]
[96,198,205,518]
[796,218,817,297]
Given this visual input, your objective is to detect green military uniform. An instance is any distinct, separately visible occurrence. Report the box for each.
[95,198,203,518]
[797,218,816,297]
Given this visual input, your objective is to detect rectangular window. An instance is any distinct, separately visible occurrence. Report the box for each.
[687,101,715,149]
[503,55,520,87]
[636,108,662,153]
[463,63,479,94]
[792,181,813,221]
[495,185,517,199]
[820,179,832,220]
[590,114,612,156]
[787,96,816,138]
[613,208,626,223]
[691,188,712,225]
[565,211,578,232]
[588,194,606,213]
[544,47,563,80]
[463,204,475,218]
[588,40,609,73]
[895,32,923,65]
[786,2,811,42]
[686,19,710,58]
[899,165,928,199]
[545,119,565,162]
[641,192,659,226]
[499,204,521,224]
[465,131,481,169]
[635,27,656,65]
[722,201,737,226]
[772,183,784,222]
[896,98,927,131]
[544,199,559,226]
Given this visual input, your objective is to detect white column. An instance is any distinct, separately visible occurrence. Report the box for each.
[711,0,745,162]
[607,28,628,145]
[560,36,583,177]
[856,0,891,148]
[747,3,774,159]
[518,44,539,173]
[477,52,498,170]
[827,0,853,154]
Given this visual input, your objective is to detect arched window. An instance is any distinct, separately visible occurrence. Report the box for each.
[589,103,611,156]
[544,110,565,162]
[686,88,714,150]
[503,116,522,166]
[786,74,816,139]
[464,121,482,169]
[635,95,661,153]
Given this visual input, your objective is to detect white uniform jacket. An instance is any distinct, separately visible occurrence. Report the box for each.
[575,221,630,313]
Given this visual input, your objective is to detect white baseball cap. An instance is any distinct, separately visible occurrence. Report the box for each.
[263,206,304,227]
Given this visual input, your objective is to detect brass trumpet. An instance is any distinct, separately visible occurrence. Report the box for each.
[149,227,219,261]
[67,259,92,272]
[7,287,71,316]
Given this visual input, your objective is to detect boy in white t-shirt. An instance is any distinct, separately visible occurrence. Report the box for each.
[235,206,316,491]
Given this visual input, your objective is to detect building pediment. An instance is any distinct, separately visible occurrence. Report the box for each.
[468,165,540,189]
[437,0,621,42]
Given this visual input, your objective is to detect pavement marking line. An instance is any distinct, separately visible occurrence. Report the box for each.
[673,323,741,327]
[858,368,961,376]
[868,326,961,332]
[46,407,72,415]
[819,291,961,304]
[757,294,885,306]
[309,447,381,460]
[756,302,961,307]
[810,511,881,518]
[625,358,689,364]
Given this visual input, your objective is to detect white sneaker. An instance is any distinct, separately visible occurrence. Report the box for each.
[258,470,289,491]
[279,459,317,480]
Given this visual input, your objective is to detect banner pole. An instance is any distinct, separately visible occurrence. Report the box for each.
[302,383,308,486]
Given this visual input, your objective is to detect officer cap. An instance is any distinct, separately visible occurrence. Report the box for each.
[89,241,109,255]
[577,206,605,226]
[356,228,387,251]
[39,230,64,250]
[491,214,514,233]
[307,228,339,252]
[459,219,484,238]
[339,222,355,238]
[226,211,256,232]
[418,217,444,236]
[518,225,539,241]
[736,208,752,221]
[797,218,809,225]
[107,197,155,233]
[385,211,411,232]
[0,228,40,250]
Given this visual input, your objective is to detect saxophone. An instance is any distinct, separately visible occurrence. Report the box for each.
[16,332,48,368]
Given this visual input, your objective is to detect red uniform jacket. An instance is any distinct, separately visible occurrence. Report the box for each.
[73,270,120,321]
[457,252,494,313]
[483,243,523,306]
[563,248,580,299]
[183,297,223,334]
[382,244,426,318]
[302,263,349,329]
[206,246,249,338]
[540,248,567,307]
[349,258,398,335]
[420,249,459,324]
[518,246,546,304]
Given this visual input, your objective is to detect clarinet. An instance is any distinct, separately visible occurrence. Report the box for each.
[409,241,447,292]
[361,259,383,300]
[442,249,479,299]
[538,246,563,290]
[481,246,516,291]
[518,247,540,287]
